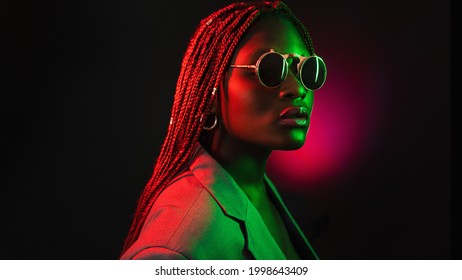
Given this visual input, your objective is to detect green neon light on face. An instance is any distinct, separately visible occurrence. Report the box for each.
[219,16,314,152]
[290,129,306,143]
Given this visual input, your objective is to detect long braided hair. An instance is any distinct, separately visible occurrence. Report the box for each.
[121,0,317,256]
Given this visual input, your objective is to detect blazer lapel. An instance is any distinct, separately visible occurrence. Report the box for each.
[264,174,320,260]
[189,144,288,260]
[244,200,286,259]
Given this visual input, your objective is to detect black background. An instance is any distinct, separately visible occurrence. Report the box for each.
[3,0,452,259]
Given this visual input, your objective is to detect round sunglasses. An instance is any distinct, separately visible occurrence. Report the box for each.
[230,49,327,91]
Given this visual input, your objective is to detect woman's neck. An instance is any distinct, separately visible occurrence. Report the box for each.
[203,134,271,200]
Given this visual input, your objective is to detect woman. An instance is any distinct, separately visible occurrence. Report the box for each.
[120,0,327,260]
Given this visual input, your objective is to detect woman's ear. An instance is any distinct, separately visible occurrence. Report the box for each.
[213,72,228,116]
[210,98,218,115]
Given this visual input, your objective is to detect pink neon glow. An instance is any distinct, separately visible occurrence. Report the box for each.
[267,49,382,192]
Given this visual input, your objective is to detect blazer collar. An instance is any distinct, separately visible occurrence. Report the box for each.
[189,143,317,260]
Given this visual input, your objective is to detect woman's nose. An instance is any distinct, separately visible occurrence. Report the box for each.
[279,72,307,100]
[279,57,307,100]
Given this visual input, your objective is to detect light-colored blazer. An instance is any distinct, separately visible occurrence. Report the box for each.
[121,144,319,260]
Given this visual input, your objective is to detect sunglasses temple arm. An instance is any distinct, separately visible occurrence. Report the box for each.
[229,65,257,69]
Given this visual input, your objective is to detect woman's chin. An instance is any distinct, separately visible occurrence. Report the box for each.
[270,136,307,151]
[279,141,306,151]
[279,130,307,150]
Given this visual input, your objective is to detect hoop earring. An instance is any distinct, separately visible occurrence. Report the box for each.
[203,114,218,130]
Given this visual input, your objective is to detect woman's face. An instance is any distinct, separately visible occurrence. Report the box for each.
[218,16,313,151]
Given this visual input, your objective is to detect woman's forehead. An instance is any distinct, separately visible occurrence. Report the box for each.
[237,16,308,57]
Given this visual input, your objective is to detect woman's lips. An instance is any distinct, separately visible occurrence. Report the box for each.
[278,107,309,126]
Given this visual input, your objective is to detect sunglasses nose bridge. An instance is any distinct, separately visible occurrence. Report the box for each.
[285,56,308,90]
[284,56,305,84]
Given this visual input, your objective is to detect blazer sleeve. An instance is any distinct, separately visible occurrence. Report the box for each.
[129,246,189,260]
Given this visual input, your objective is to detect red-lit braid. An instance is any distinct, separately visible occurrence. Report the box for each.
[121,0,317,256]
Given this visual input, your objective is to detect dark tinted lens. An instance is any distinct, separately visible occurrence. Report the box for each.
[300,56,327,90]
[257,52,287,87]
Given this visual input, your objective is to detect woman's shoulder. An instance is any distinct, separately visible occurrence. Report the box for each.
[147,168,210,227]
[156,168,206,205]
[121,168,246,259]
